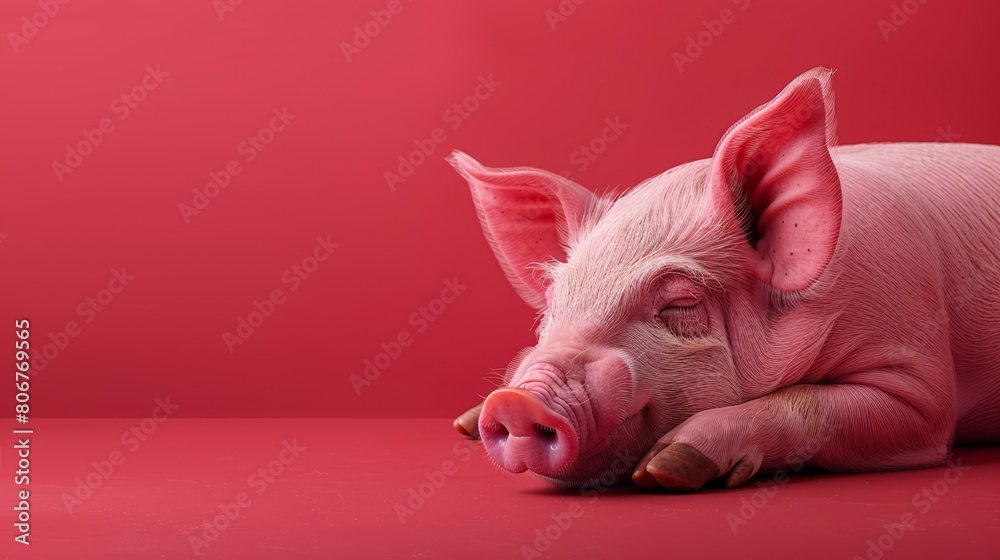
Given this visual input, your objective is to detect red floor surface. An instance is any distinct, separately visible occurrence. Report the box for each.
[4,419,998,559]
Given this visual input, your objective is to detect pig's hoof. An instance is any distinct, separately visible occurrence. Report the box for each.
[453,403,484,439]
[632,443,719,491]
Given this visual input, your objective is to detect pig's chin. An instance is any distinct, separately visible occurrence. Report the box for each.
[532,409,653,489]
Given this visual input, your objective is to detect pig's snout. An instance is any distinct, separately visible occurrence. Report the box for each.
[479,387,579,475]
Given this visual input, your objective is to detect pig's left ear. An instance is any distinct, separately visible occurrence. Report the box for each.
[709,68,843,292]
[448,151,605,309]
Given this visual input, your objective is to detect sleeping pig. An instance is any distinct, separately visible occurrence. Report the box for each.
[447,68,1000,490]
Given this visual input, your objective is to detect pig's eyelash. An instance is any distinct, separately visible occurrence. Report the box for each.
[626,260,712,309]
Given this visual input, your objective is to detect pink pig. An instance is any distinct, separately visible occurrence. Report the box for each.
[448,68,1000,490]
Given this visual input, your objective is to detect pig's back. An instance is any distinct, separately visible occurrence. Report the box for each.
[833,142,1000,443]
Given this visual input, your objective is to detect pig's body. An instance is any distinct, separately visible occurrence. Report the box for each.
[655,143,1000,454]
[808,143,1000,445]
[451,69,1000,490]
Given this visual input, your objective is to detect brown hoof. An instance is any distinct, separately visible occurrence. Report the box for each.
[633,443,719,491]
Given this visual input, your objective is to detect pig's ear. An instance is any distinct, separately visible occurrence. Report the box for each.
[448,151,603,309]
[709,68,843,292]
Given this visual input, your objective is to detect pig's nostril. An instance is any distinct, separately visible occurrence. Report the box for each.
[481,420,514,450]
[534,423,557,437]
[482,420,509,440]
[534,423,559,450]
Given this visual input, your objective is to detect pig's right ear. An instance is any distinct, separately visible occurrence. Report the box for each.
[708,68,843,293]
[447,151,604,309]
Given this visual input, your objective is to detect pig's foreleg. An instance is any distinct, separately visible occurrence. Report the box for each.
[453,402,484,439]
[632,381,953,490]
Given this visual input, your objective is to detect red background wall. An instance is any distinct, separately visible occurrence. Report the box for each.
[1,0,998,417]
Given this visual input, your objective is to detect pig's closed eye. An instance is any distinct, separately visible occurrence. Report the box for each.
[657,299,709,337]
[663,297,699,309]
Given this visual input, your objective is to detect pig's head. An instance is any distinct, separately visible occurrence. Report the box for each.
[448,68,842,487]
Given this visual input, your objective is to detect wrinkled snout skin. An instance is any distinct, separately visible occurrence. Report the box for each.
[450,68,1000,490]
